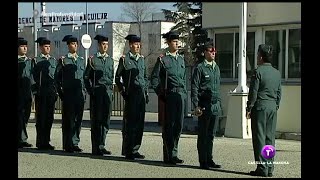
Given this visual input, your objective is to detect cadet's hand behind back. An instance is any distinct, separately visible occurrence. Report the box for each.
[246,111,251,119]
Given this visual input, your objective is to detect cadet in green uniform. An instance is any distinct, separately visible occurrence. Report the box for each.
[84,34,114,156]
[55,35,86,153]
[115,34,149,160]
[18,37,33,148]
[32,37,57,150]
[246,44,282,177]
[191,42,222,170]
[150,31,186,165]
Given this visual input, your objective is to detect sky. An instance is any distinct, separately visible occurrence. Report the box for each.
[18,2,176,21]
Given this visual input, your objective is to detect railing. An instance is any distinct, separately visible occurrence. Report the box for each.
[31,96,62,114]
[112,85,125,116]
[31,85,125,117]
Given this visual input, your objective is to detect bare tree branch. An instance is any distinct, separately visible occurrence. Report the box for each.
[121,3,157,38]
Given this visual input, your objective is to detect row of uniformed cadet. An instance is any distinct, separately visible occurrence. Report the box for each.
[17,33,223,167]
[18,32,281,174]
[17,34,147,156]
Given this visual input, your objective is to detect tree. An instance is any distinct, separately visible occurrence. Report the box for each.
[113,14,130,48]
[162,2,208,65]
[121,3,160,78]
[121,3,157,40]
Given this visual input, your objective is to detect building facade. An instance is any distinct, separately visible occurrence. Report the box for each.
[202,2,301,133]
[18,20,175,77]
[18,20,176,113]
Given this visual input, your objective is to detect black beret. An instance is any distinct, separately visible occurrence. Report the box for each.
[162,31,179,40]
[62,35,78,43]
[18,37,28,47]
[125,34,141,43]
[35,37,51,46]
[94,34,108,42]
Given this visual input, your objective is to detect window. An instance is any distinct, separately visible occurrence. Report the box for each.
[265,28,301,79]
[214,26,301,81]
[235,32,255,78]
[215,32,255,79]
[265,30,286,78]
[215,33,234,78]
[288,29,301,78]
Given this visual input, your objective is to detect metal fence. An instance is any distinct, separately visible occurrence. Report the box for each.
[31,85,125,116]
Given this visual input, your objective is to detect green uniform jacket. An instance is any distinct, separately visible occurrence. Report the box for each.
[115,52,148,94]
[191,59,221,115]
[150,51,187,96]
[32,54,57,95]
[84,52,114,93]
[54,53,86,98]
[246,63,282,112]
[18,56,35,96]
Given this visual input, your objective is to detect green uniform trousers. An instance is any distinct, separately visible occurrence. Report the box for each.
[90,86,113,154]
[35,89,57,147]
[251,101,278,175]
[162,91,186,161]
[122,88,146,156]
[62,89,85,150]
[197,110,219,163]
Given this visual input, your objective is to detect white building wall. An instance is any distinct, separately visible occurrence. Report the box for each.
[202,2,301,133]
[203,2,301,29]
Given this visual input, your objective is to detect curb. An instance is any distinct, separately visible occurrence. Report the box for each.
[275,132,301,141]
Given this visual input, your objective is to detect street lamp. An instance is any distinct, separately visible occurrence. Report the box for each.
[37,27,49,39]
[74,26,81,31]
[52,27,60,31]
[95,24,104,32]
[73,25,82,56]
[53,27,61,59]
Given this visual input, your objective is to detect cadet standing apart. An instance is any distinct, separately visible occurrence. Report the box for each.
[191,41,222,169]
[55,35,86,153]
[115,34,149,160]
[246,44,282,177]
[150,31,186,165]
[18,37,33,148]
[84,34,114,156]
[32,37,57,150]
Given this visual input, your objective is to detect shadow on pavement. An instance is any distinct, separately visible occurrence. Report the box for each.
[19,147,138,162]
[136,160,250,176]
[18,147,250,176]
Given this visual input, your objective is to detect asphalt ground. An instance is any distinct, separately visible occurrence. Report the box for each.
[18,122,301,178]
